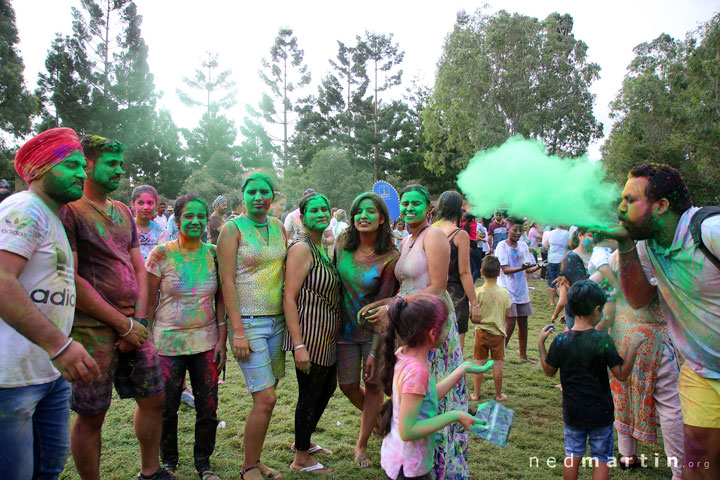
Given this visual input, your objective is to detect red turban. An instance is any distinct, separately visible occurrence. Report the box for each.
[15,127,82,183]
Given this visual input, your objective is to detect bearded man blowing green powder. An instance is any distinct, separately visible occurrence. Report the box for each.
[602,163,720,480]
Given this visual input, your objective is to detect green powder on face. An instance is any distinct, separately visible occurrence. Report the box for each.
[457,136,620,227]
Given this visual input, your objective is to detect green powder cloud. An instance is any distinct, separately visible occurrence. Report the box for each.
[457,136,620,227]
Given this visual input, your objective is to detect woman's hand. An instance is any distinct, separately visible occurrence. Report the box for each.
[232,334,254,362]
[462,360,494,374]
[116,337,137,353]
[294,346,310,374]
[213,342,227,370]
[366,305,389,328]
[470,303,482,324]
[363,353,377,382]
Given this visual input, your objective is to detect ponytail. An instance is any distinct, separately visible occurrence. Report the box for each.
[376,294,446,437]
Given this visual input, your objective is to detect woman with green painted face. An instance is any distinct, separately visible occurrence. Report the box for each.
[283,192,342,475]
[216,172,287,480]
[145,193,226,480]
[360,184,470,480]
[334,192,399,469]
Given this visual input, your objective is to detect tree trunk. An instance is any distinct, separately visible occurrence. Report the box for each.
[373,59,378,182]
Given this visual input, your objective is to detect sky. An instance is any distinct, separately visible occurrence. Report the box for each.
[11,0,720,160]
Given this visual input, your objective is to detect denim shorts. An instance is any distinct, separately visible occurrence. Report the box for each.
[236,314,286,393]
[563,423,614,463]
[547,262,561,287]
[337,339,381,385]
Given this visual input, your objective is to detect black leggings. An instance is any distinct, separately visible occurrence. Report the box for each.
[294,362,337,451]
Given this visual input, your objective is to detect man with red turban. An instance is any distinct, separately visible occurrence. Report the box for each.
[0,127,100,479]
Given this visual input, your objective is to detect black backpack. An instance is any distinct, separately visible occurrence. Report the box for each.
[689,206,720,272]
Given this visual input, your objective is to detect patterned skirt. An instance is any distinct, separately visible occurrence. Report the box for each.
[400,288,469,480]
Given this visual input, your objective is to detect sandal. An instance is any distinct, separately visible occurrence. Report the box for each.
[256,460,282,480]
[198,470,221,480]
[289,443,332,455]
[619,456,642,470]
[240,466,260,480]
[354,455,371,468]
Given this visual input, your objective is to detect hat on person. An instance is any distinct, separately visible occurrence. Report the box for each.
[213,195,228,209]
[15,128,82,183]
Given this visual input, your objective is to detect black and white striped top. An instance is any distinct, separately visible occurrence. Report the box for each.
[283,233,341,366]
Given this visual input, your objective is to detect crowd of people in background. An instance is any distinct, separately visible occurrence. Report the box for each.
[1,127,718,480]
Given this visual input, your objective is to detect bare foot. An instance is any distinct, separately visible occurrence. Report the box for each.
[470,393,480,401]
[495,393,508,402]
[552,384,562,390]
[519,357,537,365]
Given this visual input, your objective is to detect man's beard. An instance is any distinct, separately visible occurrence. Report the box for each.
[621,210,657,240]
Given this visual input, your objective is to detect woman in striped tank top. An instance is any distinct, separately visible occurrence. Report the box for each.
[217,173,287,480]
[283,192,342,475]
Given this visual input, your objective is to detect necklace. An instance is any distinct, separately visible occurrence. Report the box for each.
[357,246,375,257]
[408,225,430,250]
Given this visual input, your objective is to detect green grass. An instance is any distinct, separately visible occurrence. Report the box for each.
[60,278,674,479]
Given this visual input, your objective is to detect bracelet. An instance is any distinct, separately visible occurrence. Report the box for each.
[294,343,306,351]
[618,242,637,254]
[50,338,73,361]
[368,351,377,359]
[217,321,226,327]
[119,317,134,337]
[471,303,480,309]
[384,305,389,312]
[233,334,247,339]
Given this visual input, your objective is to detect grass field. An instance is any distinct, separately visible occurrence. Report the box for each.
[60,277,674,479]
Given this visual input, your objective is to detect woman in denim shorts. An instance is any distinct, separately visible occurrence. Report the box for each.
[217,173,286,480]
[335,192,399,468]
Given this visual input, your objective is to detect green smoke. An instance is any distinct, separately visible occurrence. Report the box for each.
[457,136,620,227]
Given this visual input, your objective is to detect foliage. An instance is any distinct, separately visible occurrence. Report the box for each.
[258,28,311,167]
[602,14,720,205]
[278,146,373,212]
[423,9,603,175]
[0,0,37,137]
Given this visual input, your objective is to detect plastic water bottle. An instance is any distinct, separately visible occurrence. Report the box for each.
[217,421,226,429]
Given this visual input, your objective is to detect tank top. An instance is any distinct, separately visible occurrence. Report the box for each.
[283,233,342,366]
[233,215,286,315]
[447,228,462,285]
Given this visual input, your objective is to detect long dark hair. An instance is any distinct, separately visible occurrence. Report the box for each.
[463,213,477,235]
[435,190,464,227]
[377,293,448,437]
[343,192,395,254]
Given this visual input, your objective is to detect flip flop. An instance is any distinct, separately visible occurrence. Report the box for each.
[354,455,371,468]
[290,444,332,455]
[290,462,333,474]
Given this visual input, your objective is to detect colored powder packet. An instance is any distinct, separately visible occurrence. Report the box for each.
[470,400,514,448]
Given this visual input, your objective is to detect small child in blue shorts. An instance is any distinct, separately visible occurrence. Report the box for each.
[538,280,646,480]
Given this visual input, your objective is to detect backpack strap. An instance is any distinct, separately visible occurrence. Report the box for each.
[689,206,720,272]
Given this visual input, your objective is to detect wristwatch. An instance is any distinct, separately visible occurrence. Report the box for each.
[134,317,148,327]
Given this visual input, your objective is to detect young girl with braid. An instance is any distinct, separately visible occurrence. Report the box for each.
[378,293,493,480]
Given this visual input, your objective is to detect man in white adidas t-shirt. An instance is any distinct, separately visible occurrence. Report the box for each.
[0,128,99,479]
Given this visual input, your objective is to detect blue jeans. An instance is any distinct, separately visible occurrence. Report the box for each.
[0,376,72,479]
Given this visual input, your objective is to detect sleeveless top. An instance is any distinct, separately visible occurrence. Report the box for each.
[283,233,342,366]
[395,228,432,295]
[447,228,462,286]
[233,215,286,315]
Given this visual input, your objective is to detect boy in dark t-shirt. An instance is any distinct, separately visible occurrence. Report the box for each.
[539,280,646,480]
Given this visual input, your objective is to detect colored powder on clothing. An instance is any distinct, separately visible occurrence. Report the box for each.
[457,136,620,227]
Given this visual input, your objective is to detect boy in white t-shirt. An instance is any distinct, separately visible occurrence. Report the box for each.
[496,216,542,363]
[0,128,99,479]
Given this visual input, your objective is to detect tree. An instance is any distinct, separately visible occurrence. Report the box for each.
[184,106,239,168]
[258,28,311,167]
[0,0,37,137]
[176,52,236,116]
[423,9,602,175]
[356,32,404,180]
[38,1,189,194]
[602,14,720,205]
